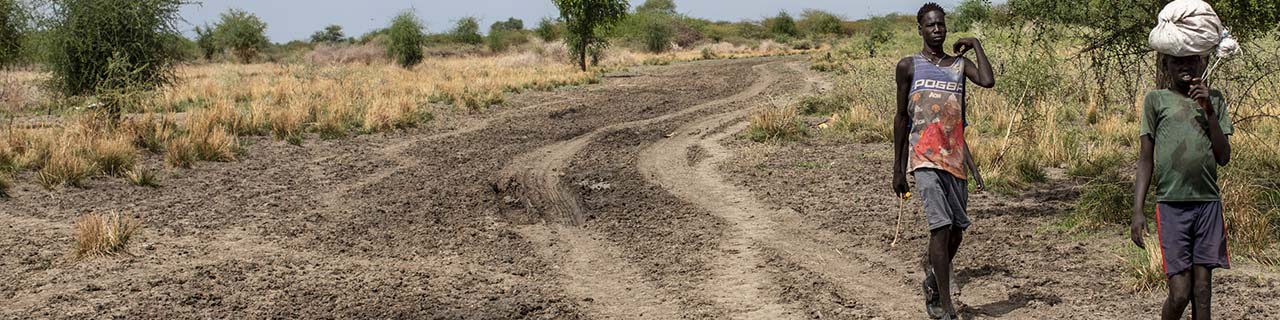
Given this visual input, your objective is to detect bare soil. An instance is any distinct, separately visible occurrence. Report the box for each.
[2,56,1276,319]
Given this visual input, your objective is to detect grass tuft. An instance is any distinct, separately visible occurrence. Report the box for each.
[125,167,160,188]
[163,137,195,168]
[72,211,142,259]
[747,98,807,142]
[91,136,137,177]
[0,174,11,198]
[1121,234,1166,293]
[37,140,97,190]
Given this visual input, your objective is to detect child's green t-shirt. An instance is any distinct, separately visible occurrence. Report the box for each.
[1139,89,1233,202]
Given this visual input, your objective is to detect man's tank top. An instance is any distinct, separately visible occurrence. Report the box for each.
[908,53,968,180]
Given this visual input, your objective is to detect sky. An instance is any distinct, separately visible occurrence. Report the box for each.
[178,0,1007,43]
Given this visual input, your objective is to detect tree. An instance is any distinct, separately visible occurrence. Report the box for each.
[310,24,345,44]
[636,0,676,15]
[193,24,216,60]
[213,8,269,63]
[387,10,424,68]
[0,0,24,67]
[636,12,672,52]
[488,19,529,52]
[493,17,524,31]
[951,0,991,32]
[552,0,630,71]
[45,0,187,97]
[536,17,560,41]
[863,15,893,58]
[767,11,798,38]
[451,17,483,45]
[799,9,843,37]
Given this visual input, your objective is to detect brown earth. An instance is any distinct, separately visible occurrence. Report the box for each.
[2,56,1277,319]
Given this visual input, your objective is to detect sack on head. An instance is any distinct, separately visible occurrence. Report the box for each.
[1149,0,1223,57]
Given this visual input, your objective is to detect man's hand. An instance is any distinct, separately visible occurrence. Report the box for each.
[953,38,981,56]
[1189,78,1214,115]
[893,171,909,198]
[973,174,985,193]
[1131,213,1148,248]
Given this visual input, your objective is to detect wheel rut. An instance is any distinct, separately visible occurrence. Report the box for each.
[494,58,786,319]
[638,61,919,319]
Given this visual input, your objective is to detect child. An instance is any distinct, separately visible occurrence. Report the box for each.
[1131,52,1233,320]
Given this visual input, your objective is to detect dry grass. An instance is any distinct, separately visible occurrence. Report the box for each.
[163,137,194,168]
[124,167,159,188]
[305,43,388,65]
[1122,234,1167,293]
[0,42,798,188]
[90,135,137,177]
[72,211,142,258]
[0,174,10,198]
[747,98,807,142]
[36,136,96,189]
[810,27,1280,259]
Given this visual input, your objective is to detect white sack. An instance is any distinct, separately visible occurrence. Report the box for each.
[1149,0,1223,57]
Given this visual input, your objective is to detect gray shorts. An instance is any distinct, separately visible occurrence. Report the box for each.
[1157,201,1231,277]
[914,168,970,231]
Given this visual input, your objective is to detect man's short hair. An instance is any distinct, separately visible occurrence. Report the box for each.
[917,2,946,24]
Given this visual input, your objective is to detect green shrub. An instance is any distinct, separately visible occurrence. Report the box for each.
[863,15,893,58]
[0,0,24,67]
[488,19,529,52]
[635,0,675,15]
[552,0,629,71]
[951,0,991,32]
[45,0,186,97]
[797,94,841,115]
[1072,178,1138,229]
[535,17,560,41]
[798,9,843,37]
[193,24,216,60]
[451,17,483,45]
[387,11,425,68]
[637,13,672,53]
[766,11,798,38]
[212,8,269,63]
[310,24,345,44]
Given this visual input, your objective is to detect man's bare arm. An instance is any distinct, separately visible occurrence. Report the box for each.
[957,38,995,88]
[893,57,914,196]
[964,144,984,192]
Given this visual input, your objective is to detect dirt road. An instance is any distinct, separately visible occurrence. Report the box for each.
[3,56,1276,319]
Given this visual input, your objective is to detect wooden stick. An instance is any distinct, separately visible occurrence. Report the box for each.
[891,193,911,248]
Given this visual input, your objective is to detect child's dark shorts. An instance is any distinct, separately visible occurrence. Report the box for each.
[913,168,970,231]
[1156,201,1231,277]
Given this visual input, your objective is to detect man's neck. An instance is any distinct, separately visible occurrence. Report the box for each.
[921,45,946,59]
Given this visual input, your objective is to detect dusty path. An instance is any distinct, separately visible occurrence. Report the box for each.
[636,61,918,319]
[5,56,880,319]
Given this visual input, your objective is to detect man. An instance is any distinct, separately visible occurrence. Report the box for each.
[1131,52,1233,320]
[892,3,994,319]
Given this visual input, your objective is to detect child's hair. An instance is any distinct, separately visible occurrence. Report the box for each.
[1155,53,1209,90]
[918,2,945,24]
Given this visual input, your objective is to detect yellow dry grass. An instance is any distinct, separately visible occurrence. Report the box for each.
[0,43,799,186]
[1121,234,1167,293]
[72,211,142,258]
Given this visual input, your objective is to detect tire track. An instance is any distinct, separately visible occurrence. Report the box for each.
[493,59,786,319]
[638,61,918,319]
[493,62,782,226]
